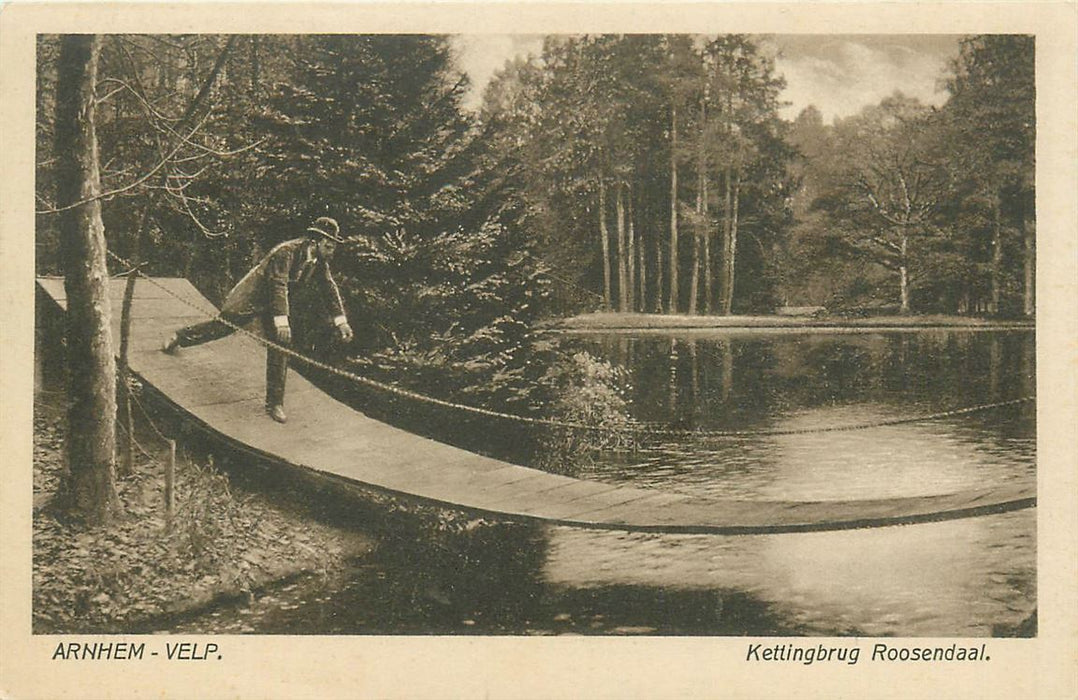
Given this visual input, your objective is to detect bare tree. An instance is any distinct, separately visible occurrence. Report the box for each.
[817,95,947,313]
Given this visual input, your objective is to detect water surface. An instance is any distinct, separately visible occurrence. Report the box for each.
[571,330,1035,501]
[170,329,1036,637]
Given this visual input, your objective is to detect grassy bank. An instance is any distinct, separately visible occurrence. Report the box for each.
[555,311,1035,332]
[32,399,375,633]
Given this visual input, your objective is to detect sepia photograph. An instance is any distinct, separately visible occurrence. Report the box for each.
[3,3,1077,699]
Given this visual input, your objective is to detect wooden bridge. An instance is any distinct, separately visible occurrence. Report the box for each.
[36,277,1036,535]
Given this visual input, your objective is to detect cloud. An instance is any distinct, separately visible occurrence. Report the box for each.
[451,34,961,122]
[773,36,959,123]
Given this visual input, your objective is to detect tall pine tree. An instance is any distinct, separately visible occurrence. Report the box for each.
[258,35,553,410]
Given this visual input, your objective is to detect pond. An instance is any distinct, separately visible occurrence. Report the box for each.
[571,329,1035,501]
[169,328,1036,637]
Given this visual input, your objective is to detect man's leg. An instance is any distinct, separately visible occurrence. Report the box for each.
[163,312,249,353]
[263,317,289,423]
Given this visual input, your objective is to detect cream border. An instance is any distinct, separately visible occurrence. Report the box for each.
[2,3,1075,699]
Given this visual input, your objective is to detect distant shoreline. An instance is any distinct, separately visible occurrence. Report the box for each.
[553,312,1035,334]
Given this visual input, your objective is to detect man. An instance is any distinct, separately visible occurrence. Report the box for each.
[162,216,354,423]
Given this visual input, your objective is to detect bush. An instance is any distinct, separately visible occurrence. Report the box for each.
[171,457,244,571]
[533,351,636,475]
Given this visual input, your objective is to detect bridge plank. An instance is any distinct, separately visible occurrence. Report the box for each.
[483,481,649,520]
[479,478,623,511]
[563,491,695,524]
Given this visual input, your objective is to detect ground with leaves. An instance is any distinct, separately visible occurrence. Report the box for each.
[32,404,374,633]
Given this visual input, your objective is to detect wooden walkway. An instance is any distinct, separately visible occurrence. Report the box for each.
[36,277,1036,535]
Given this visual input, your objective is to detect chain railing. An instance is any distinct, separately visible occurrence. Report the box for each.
[103,250,1036,440]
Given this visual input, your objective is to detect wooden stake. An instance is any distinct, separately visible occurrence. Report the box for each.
[165,439,176,531]
[117,267,139,476]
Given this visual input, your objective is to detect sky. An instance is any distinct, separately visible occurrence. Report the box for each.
[451,34,963,123]
[765,35,962,122]
[451,34,546,110]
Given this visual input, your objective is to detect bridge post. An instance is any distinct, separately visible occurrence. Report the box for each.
[117,266,140,476]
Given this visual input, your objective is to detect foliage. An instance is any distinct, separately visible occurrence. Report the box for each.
[941,35,1035,315]
[805,94,950,312]
[329,224,552,412]
[533,351,636,475]
[170,459,242,564]
[36,31,1037,322]
[37,34,562,416]
[783,35,1034,315]
[242,35,557,411]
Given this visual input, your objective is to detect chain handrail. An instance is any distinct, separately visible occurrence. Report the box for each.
[129,383,173,445]
[102,250,1035,439]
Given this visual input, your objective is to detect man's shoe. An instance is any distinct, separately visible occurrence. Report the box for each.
[267,405,287,424]
[162,334,180,354]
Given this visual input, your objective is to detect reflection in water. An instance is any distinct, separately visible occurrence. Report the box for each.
[589,329,1037,428]
[573,330,1035,502]
[543,509,1035,637]
[582,403,1035,502]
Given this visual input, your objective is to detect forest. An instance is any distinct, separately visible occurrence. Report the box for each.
[35,34,1034,521]
[36,33,1036,318]
[476,34,1034,318]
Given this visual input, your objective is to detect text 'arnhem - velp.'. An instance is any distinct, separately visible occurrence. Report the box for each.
[51,641,221,661]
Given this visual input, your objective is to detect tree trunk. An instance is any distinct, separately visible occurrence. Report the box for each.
[702,169,712,315]
[1023,215,1034,317]
[599,179,611,310]
[654,223,664,313]
[689,164,702,315]
[627,185,637,312]
[117,204,151,477]
[55,34,120,524]
[616,182,628,311]
[698,96,712,316]
[900,265,910,313]
[899,232,910,314]
[118,269,136,478]
[722,169,741,315]
[689,233,701,315]
[636,217,646,313]
[720,166,732,314]
[668,105,679,314]
[990,191,1002,315]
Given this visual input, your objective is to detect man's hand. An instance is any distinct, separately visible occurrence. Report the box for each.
[338,322,354,343]
[272,315,292,344]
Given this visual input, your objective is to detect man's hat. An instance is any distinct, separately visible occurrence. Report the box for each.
[306,216,345,244]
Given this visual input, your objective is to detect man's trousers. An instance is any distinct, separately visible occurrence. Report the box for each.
[173,312,290,409]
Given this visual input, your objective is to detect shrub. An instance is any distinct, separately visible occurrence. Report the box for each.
[533,351,636,475]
